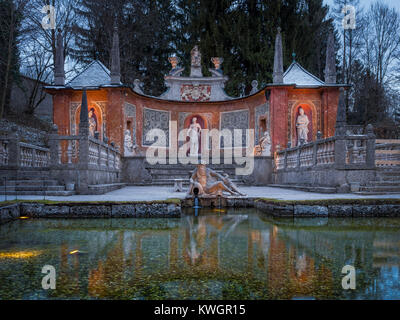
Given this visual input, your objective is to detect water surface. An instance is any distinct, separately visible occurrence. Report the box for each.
[0,209,400,300]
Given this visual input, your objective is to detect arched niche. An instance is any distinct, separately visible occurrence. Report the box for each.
[291,102,317,146]
[74,103,104,139]
[183,114,208,154]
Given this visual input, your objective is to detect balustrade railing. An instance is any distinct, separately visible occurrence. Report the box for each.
[87,137,121,170]
[19,143,50,168]
[0,132,121,171]
[375,140,400,167]
[316,139,335,165]
[275,133,376,171]
[0,139,9,166]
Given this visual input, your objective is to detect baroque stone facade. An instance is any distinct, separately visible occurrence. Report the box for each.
[220,110,250,147]
[46,45,344,157]
[142,108,170,147]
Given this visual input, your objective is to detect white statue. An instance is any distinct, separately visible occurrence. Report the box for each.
[124,129,135,156]
[260,131,271,156]
[187,117,202,157]
[296,107,310,145]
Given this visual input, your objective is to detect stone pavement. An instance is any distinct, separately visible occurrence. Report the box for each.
[1,186,400,202]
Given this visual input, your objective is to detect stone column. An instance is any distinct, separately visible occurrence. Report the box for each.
[296,147,301,169]
[284,149,288,170]
[312,141,318,166]
[49,124,61,184]
[78,88,90,194]
[334,88,347,169]
[366,124,376,169]
[273,27,284,83]
[8,126,20,167]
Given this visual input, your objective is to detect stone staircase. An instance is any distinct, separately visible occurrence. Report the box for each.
[142,163,245,187]
[0,171,75,196]
[357,169,400,195]
[268,184,337,194]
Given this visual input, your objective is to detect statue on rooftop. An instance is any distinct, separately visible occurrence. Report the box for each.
[190,46,203,77]
[191,46,201,67]
[168,56,184,77]
[187,164,246,197]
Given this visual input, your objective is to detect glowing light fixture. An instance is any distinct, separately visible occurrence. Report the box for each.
[212,209,227,213]
[19,216,30,220]
[0,250,43,259]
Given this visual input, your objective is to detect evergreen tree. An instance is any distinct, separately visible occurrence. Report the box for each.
[71,0,336,97]
[0,0,24,119]
[72,0,176,96]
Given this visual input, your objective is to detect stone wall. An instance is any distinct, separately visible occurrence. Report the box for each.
[10,76,53,122]
[0,201,181,225]
[243,156,274,185]
[121,156,152,184]
[254,199,400,217]
[2,199,400,226]
[0,119,48,147]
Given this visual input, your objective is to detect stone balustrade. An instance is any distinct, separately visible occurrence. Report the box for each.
[88,137,121,171]
[0,136,50,168]
[19,143,50,168]
[375,140,400,167]
[0,139,9,166]
[1,127,122,194]
[275,135,362,172]
[0,133,120,171]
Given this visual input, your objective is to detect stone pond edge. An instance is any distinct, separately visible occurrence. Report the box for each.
[1,198,400,225]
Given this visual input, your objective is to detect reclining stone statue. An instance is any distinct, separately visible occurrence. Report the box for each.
[187,164,246,198]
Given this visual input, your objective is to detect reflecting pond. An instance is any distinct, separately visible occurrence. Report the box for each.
[0,209,400,300]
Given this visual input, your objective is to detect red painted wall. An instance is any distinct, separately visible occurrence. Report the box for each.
[47,85,341,156]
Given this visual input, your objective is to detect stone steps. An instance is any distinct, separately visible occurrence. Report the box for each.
[88,183,126,195]
[0,190,75,196]
[269,184,337,194]
[365,181,400,187]
[377,171,400,181]
[0,185,66,192]
[136,179,244,186]
[358,186,400,194]
[0,177,75,196]
[143,163,244,187]
[6,172,51,180]
[4,180,59,186]
[358,170,400,193]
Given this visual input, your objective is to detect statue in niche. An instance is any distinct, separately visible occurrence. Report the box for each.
[124,129,136,156]
[296,107,310,145]
[88,108,97,137]
[191,46,201,67]
[259,131,272,156]
[187,164,246,197]
[187,117,202,157]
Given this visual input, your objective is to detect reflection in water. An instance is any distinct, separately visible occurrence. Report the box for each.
[0,211,400,300]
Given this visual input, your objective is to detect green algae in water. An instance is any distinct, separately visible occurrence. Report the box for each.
[0,211,400,300]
